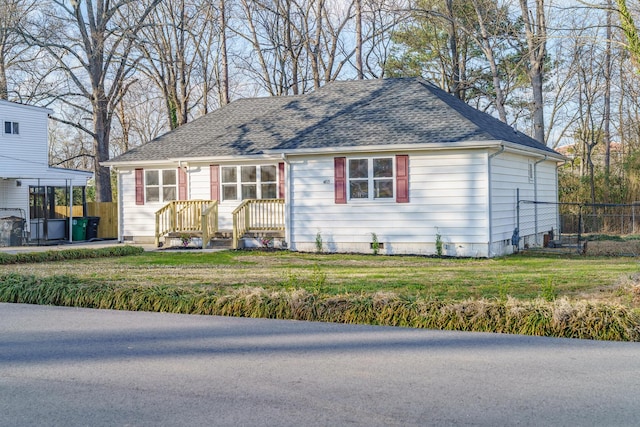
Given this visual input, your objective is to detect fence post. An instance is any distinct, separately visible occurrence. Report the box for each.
[578,204,583,254]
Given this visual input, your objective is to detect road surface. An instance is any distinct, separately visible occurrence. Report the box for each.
[1,303,639,426]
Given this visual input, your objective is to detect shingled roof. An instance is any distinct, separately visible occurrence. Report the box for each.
[107,78,559,164]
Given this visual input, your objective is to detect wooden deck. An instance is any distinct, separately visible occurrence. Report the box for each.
[155,199,285,248]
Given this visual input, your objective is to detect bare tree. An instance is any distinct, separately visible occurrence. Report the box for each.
[111,79,167,157]
[361,0,408,78]
[0,0,38,100]
[236,0,298,95]
[138,0,204,130]
[26,0,161,202]
[604,0,613,196]
[468,0,509,122]
[235,0,403,94]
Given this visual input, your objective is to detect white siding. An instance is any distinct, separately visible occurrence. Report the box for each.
[188,165,211,200]
[119,168,156,240]
[116,149,560,257]
[288,150,490,257]
[0,101,90,238]
[0,180,28,220]
[0,101,51,178]
[186,165,239,230]
[490,152,559,255]
[118,161,281,241]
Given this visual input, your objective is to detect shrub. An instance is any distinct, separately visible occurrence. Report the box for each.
[0,245,144,265]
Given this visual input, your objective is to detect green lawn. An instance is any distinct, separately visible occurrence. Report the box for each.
[3,250,639,306]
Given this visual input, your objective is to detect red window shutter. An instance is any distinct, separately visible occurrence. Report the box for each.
[210,164,220,201]
[396,155,409,203]
[334,157,347,204]
[178,167,188,200]
[278,162,285,199]
[135,168,144,205]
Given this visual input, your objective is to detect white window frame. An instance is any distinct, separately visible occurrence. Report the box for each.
[145,169,177,203]
[220,164,278,201]
[347,157,395,201]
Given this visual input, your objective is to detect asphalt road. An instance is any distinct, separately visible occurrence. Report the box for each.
[1,303,640,427]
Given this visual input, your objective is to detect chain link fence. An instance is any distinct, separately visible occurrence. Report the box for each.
[517,201,640,256]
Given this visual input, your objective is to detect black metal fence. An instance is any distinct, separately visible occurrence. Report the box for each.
[517,201,640,255]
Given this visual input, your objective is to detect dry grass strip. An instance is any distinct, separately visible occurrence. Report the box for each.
[2,274,638,342]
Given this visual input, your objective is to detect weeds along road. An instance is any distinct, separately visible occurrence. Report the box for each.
[1,302,639,427]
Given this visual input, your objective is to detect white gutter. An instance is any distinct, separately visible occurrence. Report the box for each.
[110,167,123,243]
[281,153,292,249]
[533,155,548,201]
[102,140,564,168]
[487,145,506,257]
[270,140,564,160]
[533,155,548,245]
[68,179,73,243]
[102,154,283,168]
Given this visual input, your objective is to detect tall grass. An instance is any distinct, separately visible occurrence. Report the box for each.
[2,273,638,342]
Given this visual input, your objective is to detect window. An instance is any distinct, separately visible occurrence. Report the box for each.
[4,121,18,134]
[528,162,535,183]
[348,157,394,200]
[145,170,176,203]
[220,165,278,201]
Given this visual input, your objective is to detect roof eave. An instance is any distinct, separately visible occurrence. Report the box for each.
[103,141,565,167]
[102,153,284,168]
[499,141,566,162]
[271,140,564,159]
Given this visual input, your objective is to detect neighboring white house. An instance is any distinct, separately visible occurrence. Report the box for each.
[104,78,564,257]
[0,99,92,245]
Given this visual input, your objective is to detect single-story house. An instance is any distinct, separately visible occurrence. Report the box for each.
[0,100,92,245]
[104,78,564,257]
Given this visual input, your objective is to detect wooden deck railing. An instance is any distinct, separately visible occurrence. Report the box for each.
[201,202,219,248]
[232,199,285,249]
[155,200,218,246]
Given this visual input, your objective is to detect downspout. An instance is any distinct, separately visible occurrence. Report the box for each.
[533,155,548,201]
[533,155,548,245]
[487,145,505,257]
[114,168,123,243]
[281,153,291,249]
[554,159,567,237]
[68,179,73,243]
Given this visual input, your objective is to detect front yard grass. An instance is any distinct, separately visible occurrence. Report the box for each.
[2,250,639,305]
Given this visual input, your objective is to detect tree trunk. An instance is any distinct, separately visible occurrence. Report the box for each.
[93,91,113,203]
[471,0,507,123]
[604,0,612,197]
[0,61,7,100]
[518,0,547,144]
[355,0,364,79]
[310,0,323,89]
[219,0,229,105]
[446,0,461,99]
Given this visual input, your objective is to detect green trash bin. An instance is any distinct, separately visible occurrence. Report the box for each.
[71,217,88,241]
